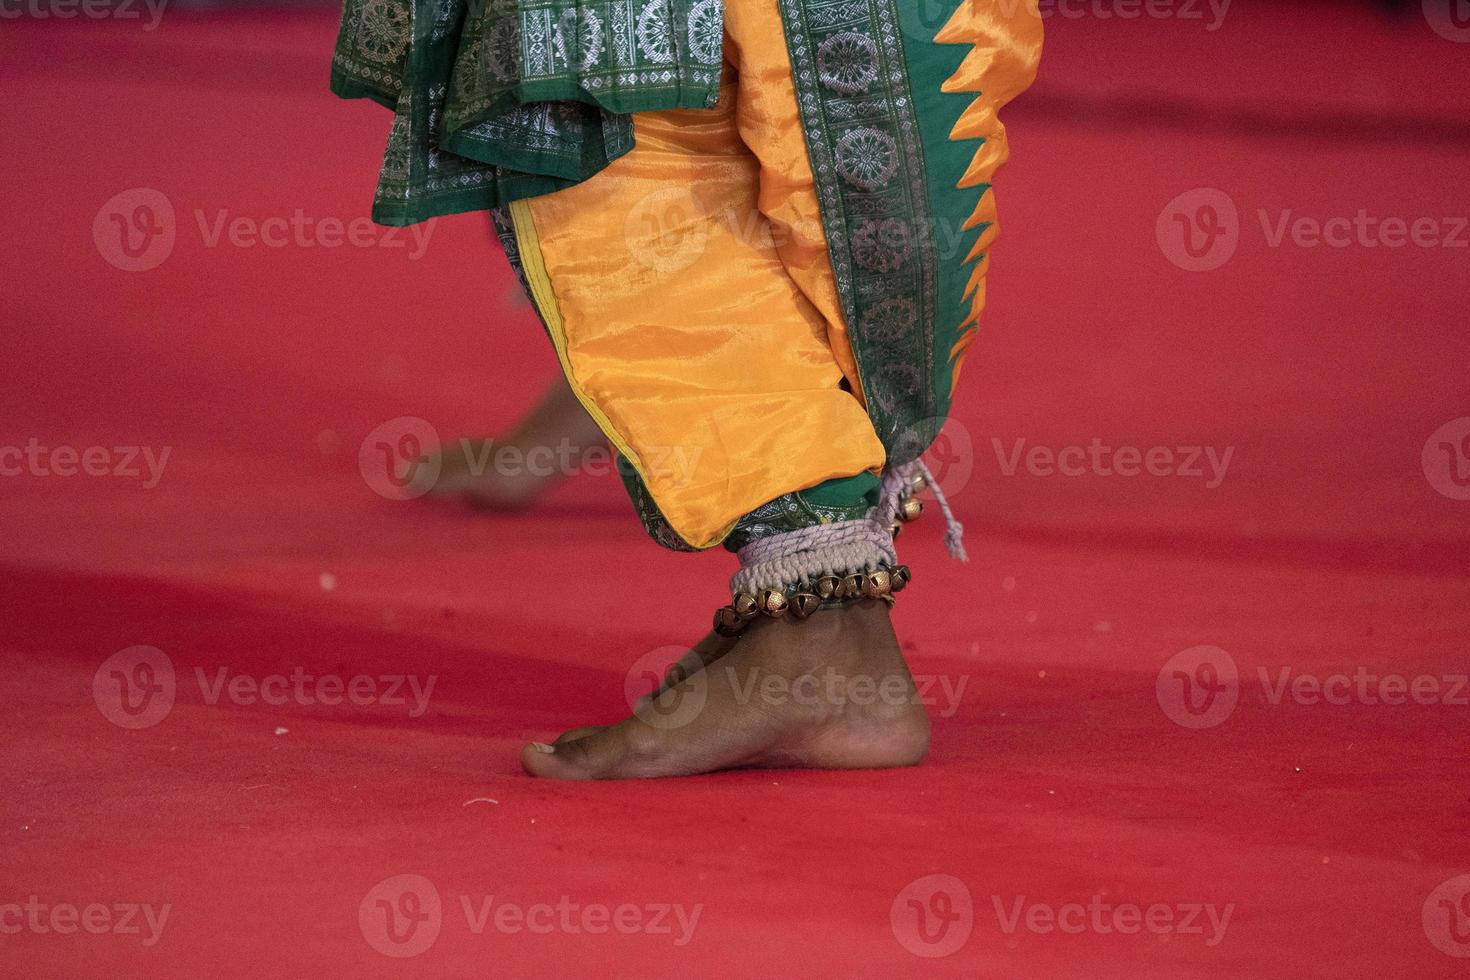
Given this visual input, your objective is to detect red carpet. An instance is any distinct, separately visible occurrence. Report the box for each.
[4,4,1469,976]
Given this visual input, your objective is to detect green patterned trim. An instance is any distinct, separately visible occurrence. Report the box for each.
[331,0,722,226]
[722,474,879,553]
[445,0,723,131]
[610,459,877,555]
[776,0,941,464]
[615,456,704,552]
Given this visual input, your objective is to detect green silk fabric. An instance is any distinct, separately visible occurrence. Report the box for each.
[331,0,723,226]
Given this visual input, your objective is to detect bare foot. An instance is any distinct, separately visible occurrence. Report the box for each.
[538,630,741,750]
[520,601,930,779]
[424,380,606,510]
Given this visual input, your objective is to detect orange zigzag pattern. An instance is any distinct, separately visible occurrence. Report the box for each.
[933,1,1044,390]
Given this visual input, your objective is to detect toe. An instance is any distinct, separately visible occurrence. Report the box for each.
[521,722,675,780]
[520,739,594,780]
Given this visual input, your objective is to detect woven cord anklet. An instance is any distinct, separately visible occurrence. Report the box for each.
[711,460,963,636]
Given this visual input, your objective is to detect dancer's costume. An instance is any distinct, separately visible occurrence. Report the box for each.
[332,0,1041,623]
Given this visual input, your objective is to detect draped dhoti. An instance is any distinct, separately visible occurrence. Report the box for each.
[333,0,1043,556]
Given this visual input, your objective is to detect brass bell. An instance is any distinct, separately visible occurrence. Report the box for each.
[890,564,912,593]
[790,592,821,619]
[890,521,902,539]
[863,568,892,598]
[758,589,789,617]
[733,592,760,620]
[714,605,744,636]
[910,472,927,492]
[843,573,865,599]
[815,575,842,601]
[899,496,924,522]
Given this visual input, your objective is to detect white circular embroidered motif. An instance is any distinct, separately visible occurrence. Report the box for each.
[817,31,879,95]
[852,217,913,273]
[865,296,919,344]
[554,8,605,72]
[637,1,674,62]
[355,0,410,64]
[482,16,521,83]
[687,0,723,65]
[835,127,900,191]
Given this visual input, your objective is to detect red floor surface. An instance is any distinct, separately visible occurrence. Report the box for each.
[4,4,1470,977]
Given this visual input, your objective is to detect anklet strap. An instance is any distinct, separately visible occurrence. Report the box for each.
[713,562,912,636]
[731,518,896,596]
[713,458,960,636]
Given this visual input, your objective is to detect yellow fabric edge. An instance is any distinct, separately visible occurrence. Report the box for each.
[507,198,738,551]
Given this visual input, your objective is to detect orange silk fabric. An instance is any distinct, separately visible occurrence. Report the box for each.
[517,1,882,550]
